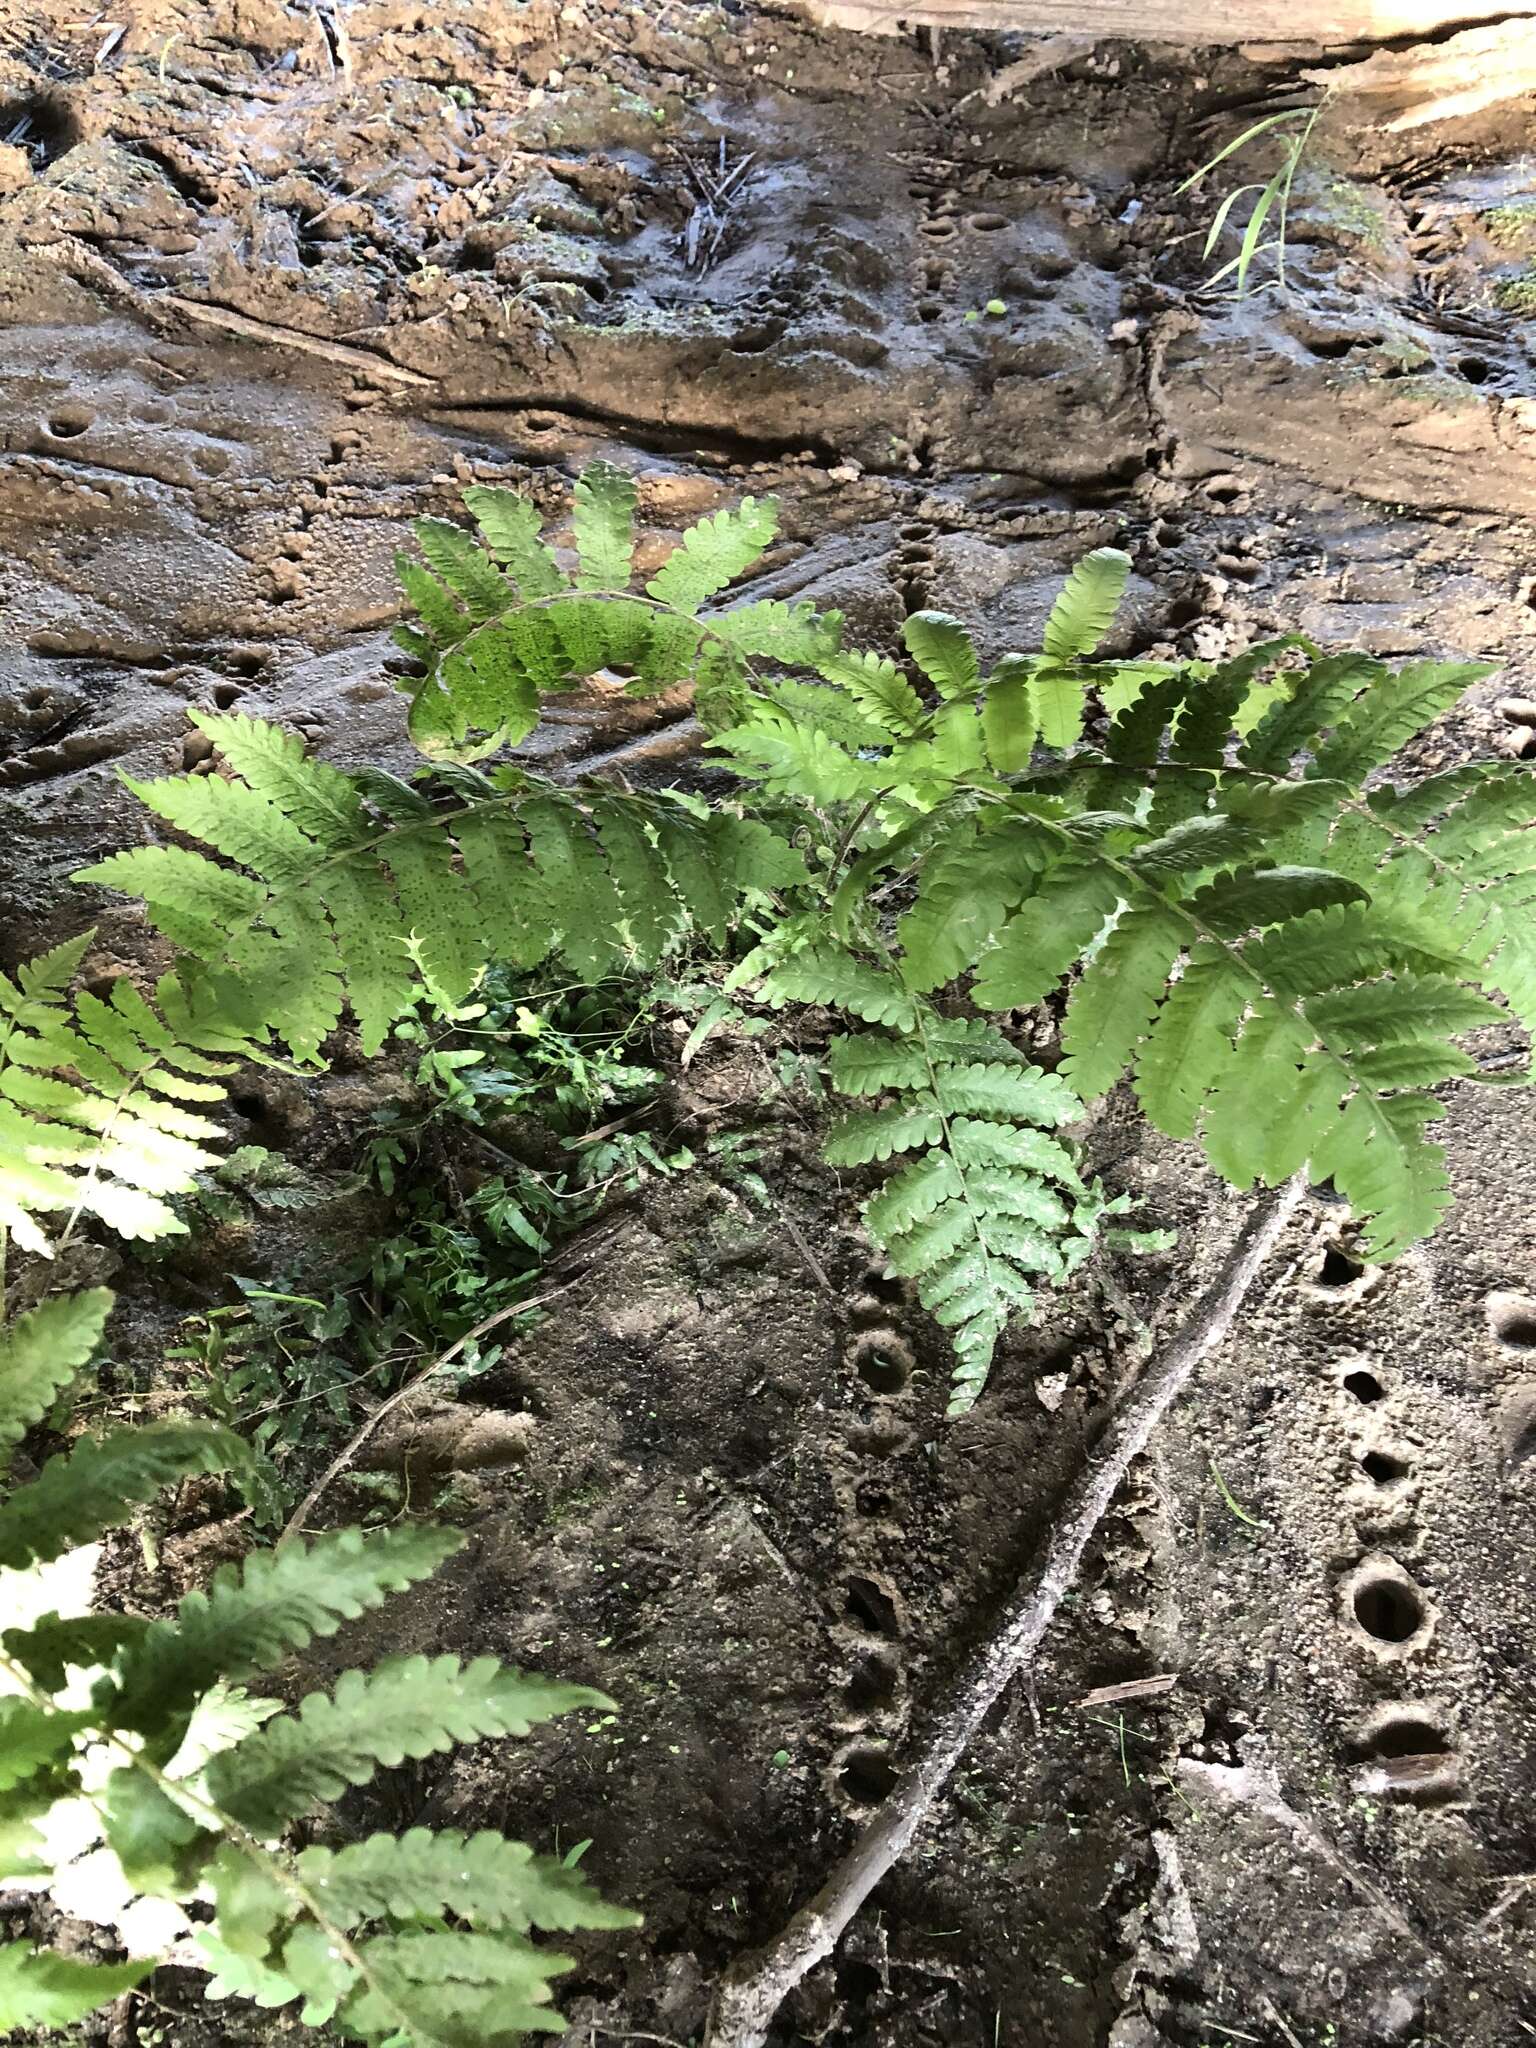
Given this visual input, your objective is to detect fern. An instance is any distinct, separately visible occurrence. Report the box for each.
[0,933,256,1258]
[75,715,811,1061]
[392,467,839,759]
[0,1289,635,2045]
[759,948,1144,1411]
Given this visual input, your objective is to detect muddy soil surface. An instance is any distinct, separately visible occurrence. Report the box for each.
[3,5,1536,2045]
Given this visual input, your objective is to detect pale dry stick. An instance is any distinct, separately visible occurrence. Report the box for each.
[278,1282,571,1545]
[707,1174,1308,2048]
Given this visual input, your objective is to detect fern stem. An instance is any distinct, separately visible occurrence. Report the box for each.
[705,1172,1308,2048]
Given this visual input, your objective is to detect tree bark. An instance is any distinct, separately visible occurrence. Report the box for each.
[789,0,1536,44]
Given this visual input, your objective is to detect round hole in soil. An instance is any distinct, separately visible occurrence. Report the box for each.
[1368,1715,1444,1759]
[44,404,94,440]
[1354,1574,1424,1644]
[844,1575,900,1636]
[1488,1295,1536,1348]
[211,682,244,709]
[854,1481,893,1517]
[968,212,1009,232]
[846,1652,899,1713]
[1361,1449,1410,1485]
[231,1091,267,1122]
[838,1748,898,1804]
[1458,355,1490,384]
[1317,1244,1365,1288]
[22,688,51,712]
[1,96,81,170]
[1343,1369,1385,1404]
[855,1348,910,1396]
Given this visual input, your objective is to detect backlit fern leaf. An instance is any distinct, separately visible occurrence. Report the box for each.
[0,935,256,1257]
[77,716,809,1060]
[390,469,837,763]
[0,1288,110,1471]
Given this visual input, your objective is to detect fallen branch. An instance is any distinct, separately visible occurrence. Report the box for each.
[786,0,1536,40]
[706,1173,1308,2048]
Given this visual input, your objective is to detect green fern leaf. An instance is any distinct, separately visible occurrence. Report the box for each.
[1133,945,1249,1140]
[0,1700,89,1793]
[827,1034,929,1096]
[394,559,472,653]
[1187,865,1367,939]
[824,1103,943,1165]
[715,597,840,665]
[1311,1090,1450,1259]
[413,520,513,623]
[571,463,637,590]
[1126,813,1266,877]
[1030,664,1088,752]
[818,648,926,736]
[459,487,565,598]
[0,1288,110,1472]
[1,1613,146,1691]
[1236,651,1377,773]
[982,655,1038,772]
[1043,547,1131,663]
[0,1945,149,2030]
[110,1524,464,1741]
[972,868,1118,1011]
[1309,660,1493,783]
[1305,974,1504,1051]
[903,612,980,700]
[296,1826,639,1933]
[646,497,778,612]
[760,946,921,1030]
[932,1062,1078,1124]
[340,1932,571,2042]
[713,718,879,805]
[1062,905,1187,1100]
[206,1656,608,1834]
[0,1422,244,1571]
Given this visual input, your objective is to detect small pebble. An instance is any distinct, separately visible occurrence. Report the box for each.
[182,730,215,767]
[1496,695,1536,727]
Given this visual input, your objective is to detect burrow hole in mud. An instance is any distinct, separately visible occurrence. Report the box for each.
[844,1576,900,1637]
[44,405,94,441]
[22,688,51,713]
[1361,1449,1411,1485]
[854,1480,894,1518]
[1343,1369,1386,1404]
[1316,1244,1366,1289]
[210,683,244,710]
[838,1747,899,1804]
[1487,1293,1536,1349]
[846,1651,900,1714]
[1354,1573,1425,1644]
[1,96,81,170]
[1458,355,1490,385]
[1366,1714,1445,1759]
[968,212,1009,233]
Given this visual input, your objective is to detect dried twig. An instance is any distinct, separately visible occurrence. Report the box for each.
[706,1175,1308,2048]
[679,139,759,272]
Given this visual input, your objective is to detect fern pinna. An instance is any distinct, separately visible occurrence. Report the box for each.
[719,548,1533,1403]
[0,1290,634,2045]
[74,713,810,1063]
[394,461,840,755]
[0,931,260,1261]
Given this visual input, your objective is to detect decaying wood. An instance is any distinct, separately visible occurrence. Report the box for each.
[1304,19,1536,129]
[705,1175,1308,2048]
[788,0,1536,46]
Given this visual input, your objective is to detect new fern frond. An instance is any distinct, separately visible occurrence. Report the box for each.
[394,463,841,758]
[0,1290,635,2045]
[75,714,811,1061]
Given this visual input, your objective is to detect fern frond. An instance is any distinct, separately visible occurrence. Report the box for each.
[0,952,252,1256]
[206,1656,608,1834]
[0,1288,110,1471]
[0,1945,149,2030]
[903,612,980,700]
[109,1525,464,1743]
[460,486,564,596]
[571,462,638,590]
[1042,547,1132,664]
[0,1422,244,1571]
[818,648,926,737]
[645,497,778,612]
[1309,659,1494,783]
[79,719,806,1059]
[296,1826,639,1934]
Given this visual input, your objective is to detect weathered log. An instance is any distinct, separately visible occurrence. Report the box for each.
[1305,19,1536,128]
[789,0,1536,45]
